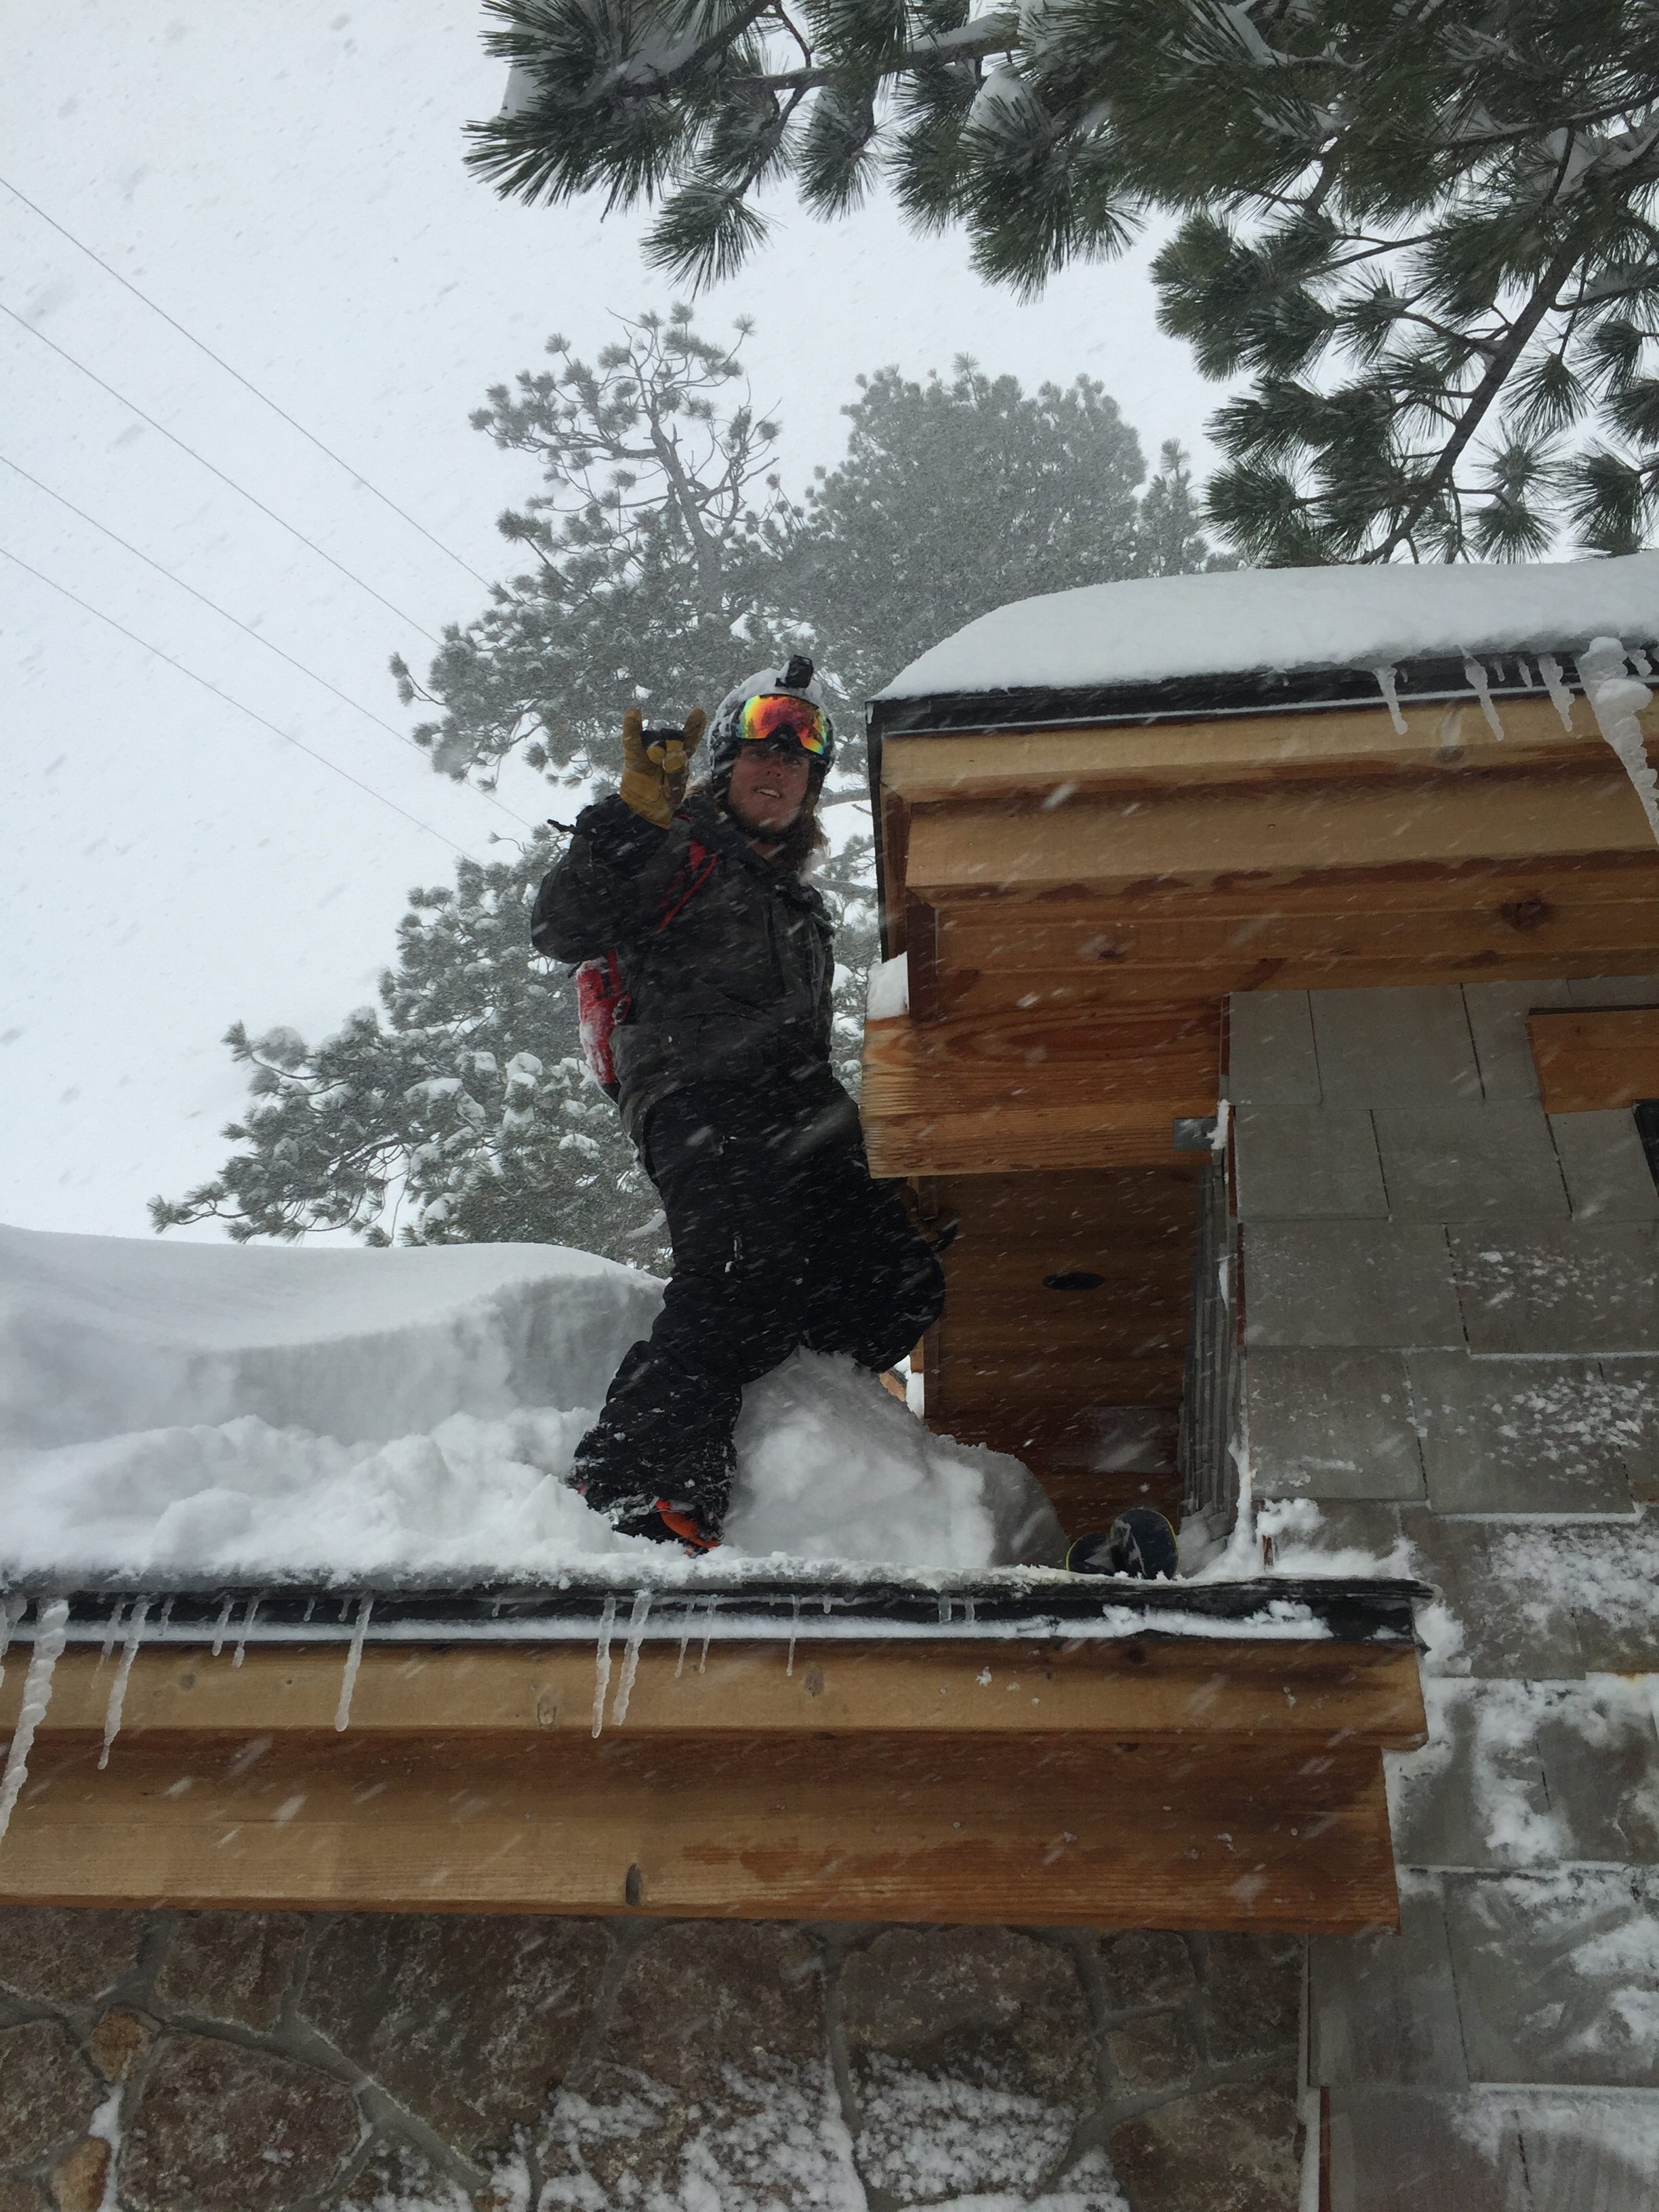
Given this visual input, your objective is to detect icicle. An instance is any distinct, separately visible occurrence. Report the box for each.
[674,1601,697,1680]
[697,1595,720,1674]
[98,1597,150,1770]
[1372,664,1406,735]
[1579,636,1659,846]
[334,1595,373,1734]
[1538,653,1577,731]
[0,1592,24,1688]
[232,1596,259,1667]
[591,1595,617,1738]
[211,1595,234,1658]
[963,1597,976,1630]
[1633,645,1656,678]
[786,1595,801,1677]
[99,1599,124,1664]
[609,1590,652,1727]
[1462,657,1506,740]
[0,1597,70,1849]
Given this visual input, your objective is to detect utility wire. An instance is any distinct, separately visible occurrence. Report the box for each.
[0,543,471,858]
[0,298,443,644]
[0,452,539,836]
[0,172,500,593]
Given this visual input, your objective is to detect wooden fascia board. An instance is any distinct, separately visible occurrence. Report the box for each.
[0,1729,1404,1929]
[861,1100,1203,1177]
[861,1003,1221,1117]
[1,1637,1425,1748]
[1528,1006,1659,1111]
[880,691,1619,808]
[901,769,1656,903]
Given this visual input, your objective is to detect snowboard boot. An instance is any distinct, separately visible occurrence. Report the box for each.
[609,1494,722,1553]
[1066,1508,1179,1581]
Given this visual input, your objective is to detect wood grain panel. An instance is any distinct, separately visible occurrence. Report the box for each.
[0,1730,1404,1930]
[939,893,1659,979]
[936,1166,1202,1240]
[1528,1006,1659,1111]
[0,1639,1425,1746]
[880,692,1622,806]
[939,943,1659,1016]
[926,1353,1190,1412]
[864,1103,1204,1179]
[903,771,1656,903]
[930,852,1659,923]
[862,1004,1222,1118]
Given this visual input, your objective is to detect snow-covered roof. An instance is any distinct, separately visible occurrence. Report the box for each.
[877,552,1659,701]
[0,1225,1059,1582]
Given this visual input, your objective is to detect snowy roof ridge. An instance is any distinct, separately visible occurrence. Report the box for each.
[876,552,1659,703]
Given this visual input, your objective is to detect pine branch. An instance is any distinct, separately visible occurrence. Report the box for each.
[1368,230,1589,560]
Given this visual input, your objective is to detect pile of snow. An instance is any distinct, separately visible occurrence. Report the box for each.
[878,551,1659,699]
[0,1225,1061,1582]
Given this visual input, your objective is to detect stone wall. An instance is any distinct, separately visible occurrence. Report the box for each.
[1230,977,1659,2212]
[0,1906,1303,2211]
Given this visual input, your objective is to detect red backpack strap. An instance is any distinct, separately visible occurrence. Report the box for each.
[656,832,717,932]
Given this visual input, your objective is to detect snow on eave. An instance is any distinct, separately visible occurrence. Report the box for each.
[875,553,1659,704]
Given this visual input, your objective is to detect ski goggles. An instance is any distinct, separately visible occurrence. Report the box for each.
[737,693,830,756]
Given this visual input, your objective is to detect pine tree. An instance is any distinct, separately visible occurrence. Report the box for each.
[781,359,1152,699]
[391,304,802,792]
[1137,441,1224,578]
[470,0,1659,561]
[152,836,665,1261]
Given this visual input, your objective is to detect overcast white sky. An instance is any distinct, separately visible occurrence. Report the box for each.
[2,1,1222,1242]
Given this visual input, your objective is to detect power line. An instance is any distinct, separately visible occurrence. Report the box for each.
[0,171,500,594]
[0,298,443,644]
[0,451,539,836]
[0,543,472,858]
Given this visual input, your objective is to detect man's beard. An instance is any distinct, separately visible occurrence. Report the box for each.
[724,791,802,842]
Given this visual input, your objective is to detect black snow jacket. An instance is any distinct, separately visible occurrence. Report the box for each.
[531,792,837,1144]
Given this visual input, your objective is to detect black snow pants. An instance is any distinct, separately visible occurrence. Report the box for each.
[572,1072,946,1527]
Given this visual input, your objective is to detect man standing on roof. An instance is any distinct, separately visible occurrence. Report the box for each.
[531,657,947,1551]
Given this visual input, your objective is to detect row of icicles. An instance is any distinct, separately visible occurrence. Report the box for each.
[0,1584,885,1849]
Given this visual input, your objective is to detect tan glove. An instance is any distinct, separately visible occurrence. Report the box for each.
[618,707,707,828]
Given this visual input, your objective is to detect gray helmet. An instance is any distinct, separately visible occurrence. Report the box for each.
[704,655,836,787]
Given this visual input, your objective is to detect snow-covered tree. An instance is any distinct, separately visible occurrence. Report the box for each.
[152,837,665,1261]
[781,360,1177,700]
[470,0,1659,560]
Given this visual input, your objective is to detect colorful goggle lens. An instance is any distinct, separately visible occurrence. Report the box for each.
[738,693,828,755]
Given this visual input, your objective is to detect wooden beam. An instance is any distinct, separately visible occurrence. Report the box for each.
[0,1638,1424,1746]
[930,851,1659,922]
[1528,1006,1659,1112]
[939,943,1659,1017]
[937,889,1659,984]
[0,1730,1405,1931]
[862,1004,1222,1118]
[864,1101,1202,1178]
[903,771,1658,903]
[880,692,1626,806]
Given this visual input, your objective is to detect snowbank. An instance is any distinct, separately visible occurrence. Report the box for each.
[878,551,1659,699]
[0,1225,1062,1582]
